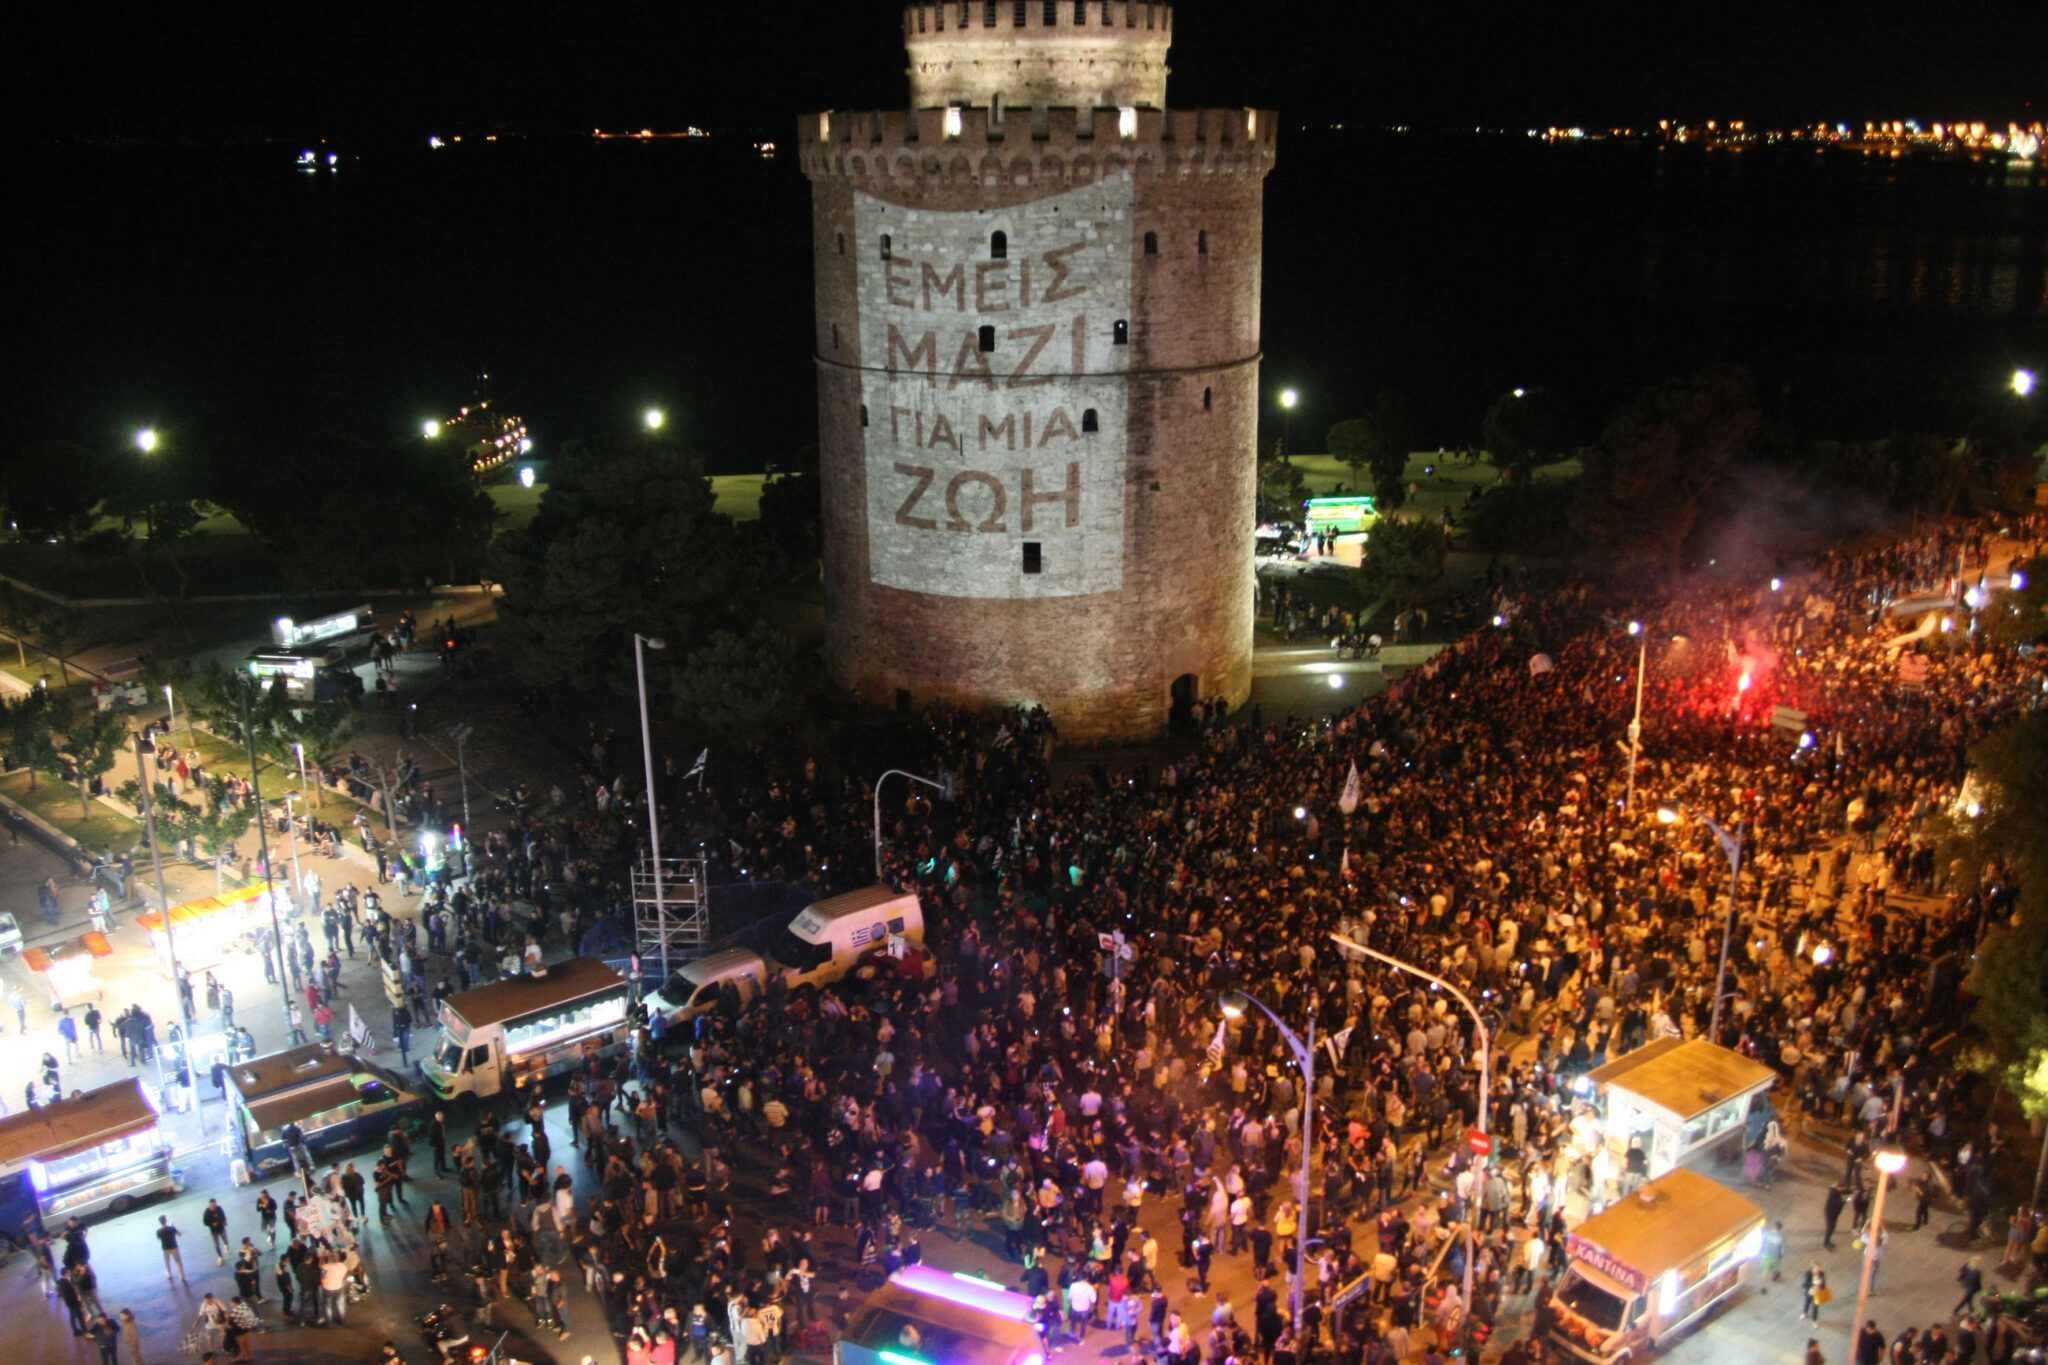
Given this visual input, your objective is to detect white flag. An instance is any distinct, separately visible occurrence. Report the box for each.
[346,1004,374,1052]
[685,748,708,780]
[1339,761,1362,815]
[1206,1017,1229,1067]
[1340,846,1351,877]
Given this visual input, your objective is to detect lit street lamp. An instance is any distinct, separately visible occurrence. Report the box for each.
[1849,1150,1907,1361]
[135,428,158,453]
[1279,388,1298,457]
[1658,804,1745,1042]
[872,769,955,880]
[643,408,666,431]
[1219,990,1315,1336]
[421,418,441,439]
[2014,368,2036,398]
[1330,931,1491,1355]
[634,633,671,982]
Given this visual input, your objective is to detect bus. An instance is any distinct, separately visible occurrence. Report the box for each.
[1304,495,1377,535]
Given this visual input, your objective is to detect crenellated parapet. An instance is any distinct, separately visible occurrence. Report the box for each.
[799,104,1278,189]
[903,2,1173,109]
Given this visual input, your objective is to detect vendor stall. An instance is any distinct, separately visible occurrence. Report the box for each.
[135,882,287,976]
[0,1079,176,1230]
[227,1042,423,1177]
[20,932,113,1010]
[1584,1038,1778,1177]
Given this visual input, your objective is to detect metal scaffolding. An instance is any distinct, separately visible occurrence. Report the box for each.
[631,854,709,979]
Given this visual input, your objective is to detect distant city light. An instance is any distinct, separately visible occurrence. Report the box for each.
[644,408,665,430]
[519,467,537,488]
[135,428,158,453]
[1293,807,1307,820]
[2015,368,2038,397]
[1627,620,1642,635]
[428,136,445,149]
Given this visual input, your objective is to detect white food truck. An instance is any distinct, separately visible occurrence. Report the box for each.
[1548,1168,1765,1362]
[421,957,629,1104]
[646,885,924,1024]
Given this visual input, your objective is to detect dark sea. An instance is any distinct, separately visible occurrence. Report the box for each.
[16,128,2048,471]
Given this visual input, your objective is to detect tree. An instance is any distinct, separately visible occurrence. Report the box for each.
[1984,556,2048,650]
[1257,447,1309,524]
[58,702,131,822]
[1571,365,1761,577]
[119,773,255,894]
[493,433,764,698]
[672,621,802,745]
[98,439,211,600]
[757,449,823,566]
[0,439,102,546]
[1359,518,1446,605]
[3,690,63,792]
[1481,387,1567,477]
[1327,392,1412,510]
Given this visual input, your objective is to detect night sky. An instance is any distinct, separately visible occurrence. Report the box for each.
[35,0,2044,143]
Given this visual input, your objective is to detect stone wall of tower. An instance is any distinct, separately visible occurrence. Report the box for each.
[802,101,1274,741]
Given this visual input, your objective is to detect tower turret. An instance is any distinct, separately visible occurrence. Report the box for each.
[903,1,1173,111]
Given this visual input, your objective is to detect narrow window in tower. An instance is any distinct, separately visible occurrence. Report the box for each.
[1013,0,1027,25]
[1198,229,1209,255]
[1072,1,1085,22]
[837,232,845,255]
[991,230,1007,260]
[917,6,926,32]
[832,323,841,350]
[935,4,944,29]
[1203,387,1213,411]
[1082,408,1099,433]
[983,1,996,27]
[1043,0,1057,21]
[1112,319,1129,345]
[880,234,892,260]
[978,325,996,352]
[1147,2,1155,28]
[1022,543,1043,574]
[860,404,869,427]
[1100,1,1111,24]
[1126,1,1136,25]
[1143,231,1158,255]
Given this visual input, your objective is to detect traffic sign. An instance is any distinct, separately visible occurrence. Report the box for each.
[1466,1129,1492,1156]
[1331,1272,1372,1309]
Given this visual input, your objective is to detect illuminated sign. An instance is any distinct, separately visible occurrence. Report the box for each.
[1567,1234,1648,1292]
[888,1263,1035,1322]
[853,172,1133,599]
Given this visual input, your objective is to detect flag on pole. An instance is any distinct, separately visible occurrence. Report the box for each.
[1340,846,1351,877]
[1206,1017,1229,1067]
[347,1004,374,1053]
[1339,761,1362,815]
[685,748,708,787]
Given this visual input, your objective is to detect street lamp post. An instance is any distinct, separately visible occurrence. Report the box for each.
[633,634,671,983]
[448,724,474,833]
[281,793,306,915]
[133,737,188,1021]
[1658,805,1745,1043]
[1624,621,1646,812]
[1220,991,1315,1336]
[238,680,294,1023]
[1330,932,1491,1354]
[872,769,952,881]
[1279,388,1298,459]
[1849,1150,1907,1361]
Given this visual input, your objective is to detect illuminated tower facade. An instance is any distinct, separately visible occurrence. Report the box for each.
[801,2,1275,739]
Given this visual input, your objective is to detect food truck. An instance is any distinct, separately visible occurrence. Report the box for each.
[272,605,375,654]
[246,650,365,703]
[0,1079,176,1229]
[1583,1038,1779,1178]
[226,1043,425,1175]
[837,1264,1045,1365]
[1548,1168,1765,1362]
[421,957,629,1104]
[1303,494,1378,536]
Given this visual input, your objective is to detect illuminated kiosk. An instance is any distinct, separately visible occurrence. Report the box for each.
[1303,495,1377,536]
[1583,1038,1778,1177]
[20,933,112,1010]
[839,1264,1045,1365]
[0,1078,175,1227]
[1549,1168,1764,1362]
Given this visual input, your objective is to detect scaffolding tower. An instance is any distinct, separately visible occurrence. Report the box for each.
[631,854,709,979]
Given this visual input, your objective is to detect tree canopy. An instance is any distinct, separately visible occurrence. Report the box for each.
[1481,386,1568,476]
[1327,391,1412,510]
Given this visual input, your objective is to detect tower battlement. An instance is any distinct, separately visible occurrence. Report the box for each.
[903,1,1174,109]
[800,104,1276,187]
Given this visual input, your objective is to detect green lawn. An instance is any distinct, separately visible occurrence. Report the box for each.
[710,474,768,521]
[0,769,142,852]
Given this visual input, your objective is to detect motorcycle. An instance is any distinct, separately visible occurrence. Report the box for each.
[419,1305,471,1363]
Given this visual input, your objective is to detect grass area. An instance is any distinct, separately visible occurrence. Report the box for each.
[0,768,142,853]
[710,473,768,521]
[487,480,546,532]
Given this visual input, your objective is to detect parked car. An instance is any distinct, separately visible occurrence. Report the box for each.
[0,912,23,955]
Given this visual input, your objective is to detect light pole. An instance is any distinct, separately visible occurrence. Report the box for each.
[633,633,671,983]
[1219,990,1315,1336]
[1658,804,1745,1043]
[163,684,185,748]
[239,680,294,1023]
[1849,1150,1906,1360]
[134,737,188,1021]
[1330,931,1491,1355]
[872,769,953,881]
[1624,621,1646,812]
[448,724,474,833]
[1279,388,1298,459]
[293,740,316,808]
[281,794,306,916]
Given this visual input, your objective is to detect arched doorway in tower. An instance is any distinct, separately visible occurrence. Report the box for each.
[1168,672,1197,735]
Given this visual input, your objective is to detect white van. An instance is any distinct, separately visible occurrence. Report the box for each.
[647,886,925,1026]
